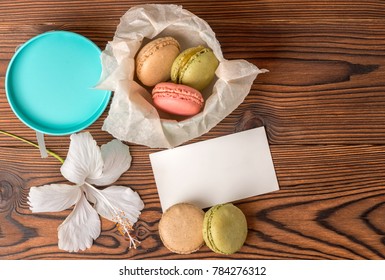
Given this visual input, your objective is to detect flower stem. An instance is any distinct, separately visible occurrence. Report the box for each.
[0,130,65,164]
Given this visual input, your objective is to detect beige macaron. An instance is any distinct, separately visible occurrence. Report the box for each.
[158,203,204,254]
[135,37,180,87]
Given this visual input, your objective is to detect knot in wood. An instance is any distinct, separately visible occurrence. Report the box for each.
[235,110,264,133]
[0,171,23,213]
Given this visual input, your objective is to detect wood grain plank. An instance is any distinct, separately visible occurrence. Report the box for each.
[2,144,385,259]
[1,0,385,22]
[2,0,385,260]
[2,18,385,147]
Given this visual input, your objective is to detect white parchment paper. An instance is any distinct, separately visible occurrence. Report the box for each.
[97,4,266,148]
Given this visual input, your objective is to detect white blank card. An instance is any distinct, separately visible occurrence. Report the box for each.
[149,127,279,212]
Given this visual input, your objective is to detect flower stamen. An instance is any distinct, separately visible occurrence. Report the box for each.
[114,212,141,249]
[84,182,140,249]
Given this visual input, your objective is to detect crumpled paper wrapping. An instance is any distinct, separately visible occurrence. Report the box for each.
[97,4,266,148]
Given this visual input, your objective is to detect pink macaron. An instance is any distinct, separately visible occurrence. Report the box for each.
[152,82,204,116]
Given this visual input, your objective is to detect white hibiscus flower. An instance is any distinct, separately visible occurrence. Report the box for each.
[28,132,144,252]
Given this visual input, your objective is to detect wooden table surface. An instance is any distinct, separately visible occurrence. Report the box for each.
[1,0,385,260]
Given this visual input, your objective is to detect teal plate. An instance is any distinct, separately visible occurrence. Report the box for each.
[5,31,111,135]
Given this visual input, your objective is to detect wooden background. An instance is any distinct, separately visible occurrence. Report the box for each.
[1,0,385,260]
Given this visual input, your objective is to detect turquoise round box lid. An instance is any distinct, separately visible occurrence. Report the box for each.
[5,31,111,135]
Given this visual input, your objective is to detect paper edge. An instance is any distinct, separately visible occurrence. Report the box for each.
[150,126,280,212]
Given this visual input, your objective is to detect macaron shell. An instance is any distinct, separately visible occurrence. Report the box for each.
[159,203,205,254]
[180,49,219,91]
[203,203,248,255]
[203,205,223,254]
[152,82,204,116]
[172,47,219,91]
[136,37,180,86]
[153,95,202,116]
[171,46,205,83]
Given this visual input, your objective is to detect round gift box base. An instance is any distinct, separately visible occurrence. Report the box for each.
[6,31,111,135]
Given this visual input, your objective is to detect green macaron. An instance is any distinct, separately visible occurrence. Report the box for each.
[203,203,248,255]
[171,45,219,91]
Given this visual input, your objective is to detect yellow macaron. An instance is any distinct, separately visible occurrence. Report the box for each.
[171,45,219,91]
[203,203,248,254]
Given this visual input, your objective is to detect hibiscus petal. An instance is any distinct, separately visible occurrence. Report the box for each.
[84,184,144,224]
[87,139,132,186]
[60,132,103,185]
[58,193,101,252]
[28,184,81,213]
